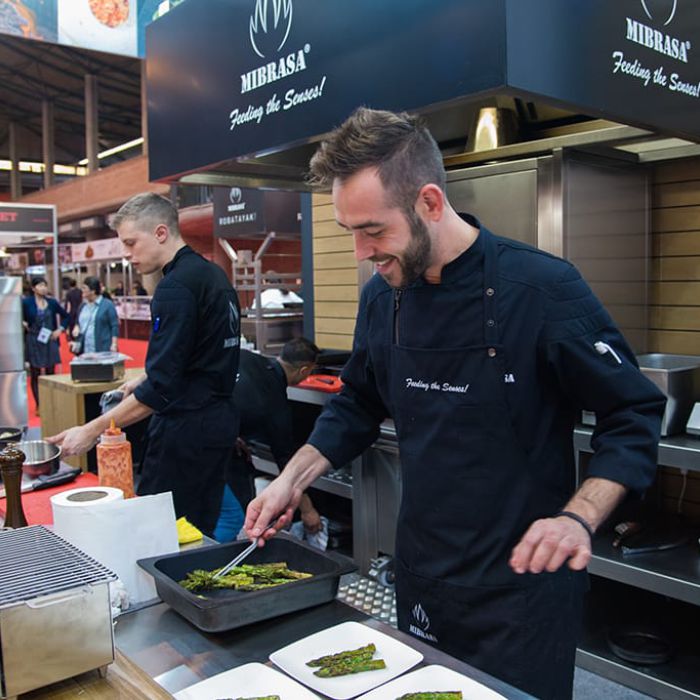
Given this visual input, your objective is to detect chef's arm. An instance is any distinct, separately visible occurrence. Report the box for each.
[560,476,627,533]
[47,393,153,456]
[510,477,626,575]
[245,443,331,540]
[119,372,147,398]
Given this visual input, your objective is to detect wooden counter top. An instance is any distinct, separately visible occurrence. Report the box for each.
[38,368,144,470]
[38,368,144,396]
[20,650,173,699]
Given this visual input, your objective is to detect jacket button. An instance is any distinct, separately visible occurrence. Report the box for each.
[488,347,497,357]
[486,319,495,327]
[486,287,495,296]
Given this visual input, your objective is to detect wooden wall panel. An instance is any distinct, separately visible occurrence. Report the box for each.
[650,157,700,524]
[312,193,359,350]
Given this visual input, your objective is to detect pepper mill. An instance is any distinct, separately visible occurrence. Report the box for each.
[0,445,28,528]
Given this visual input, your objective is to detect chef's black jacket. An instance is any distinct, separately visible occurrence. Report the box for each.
[135,246,240,534]
[225,349,297,509]
[233,349,295,468]
[306,216,665,697]
[310,217,664,502]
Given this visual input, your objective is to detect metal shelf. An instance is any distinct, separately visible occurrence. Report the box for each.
[576,648,700,700]
[574,426,700,474]
[577,582,700,700]
[589,533,700,606]
[251,455,353,500]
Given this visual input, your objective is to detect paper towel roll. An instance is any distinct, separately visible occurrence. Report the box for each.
[50,486,179,606]
[51,486,124,512]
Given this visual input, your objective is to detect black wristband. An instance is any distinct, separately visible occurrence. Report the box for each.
[556,510,595,539]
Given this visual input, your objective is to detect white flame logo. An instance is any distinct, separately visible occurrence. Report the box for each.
[229,187,243,204]
[229,300,239,333]
[411,603,430,631]
[640,0,678,26]
[249,0,293,59]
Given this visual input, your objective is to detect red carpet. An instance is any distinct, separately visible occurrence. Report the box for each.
[28,337,149,429]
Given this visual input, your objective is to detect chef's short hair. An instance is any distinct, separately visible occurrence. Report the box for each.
[30,276,47,288]
[281,337,319,366]
[308,107,446,211]
[112,192,180,236]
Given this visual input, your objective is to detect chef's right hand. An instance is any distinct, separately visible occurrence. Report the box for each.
[244,474,302,545]
[118,373,146,399]
[47,425,99,456]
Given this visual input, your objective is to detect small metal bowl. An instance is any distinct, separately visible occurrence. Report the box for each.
[15,440,61,478]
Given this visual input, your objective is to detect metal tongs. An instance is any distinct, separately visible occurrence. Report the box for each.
[213,522,274,579]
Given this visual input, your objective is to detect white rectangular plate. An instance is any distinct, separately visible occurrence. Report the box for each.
[355,664,507,700]
[269,621,423,699]
[174,662,321,700]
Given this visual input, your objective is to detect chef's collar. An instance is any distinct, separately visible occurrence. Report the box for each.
[408,213,484,288]
[271,357,288,387]
[162,245,193,275]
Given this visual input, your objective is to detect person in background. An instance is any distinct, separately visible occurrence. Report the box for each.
[132,281,148,296]
[71,276,119,354]
[244,108,666,699]
[22,277,69,414]
[64,278,83,338]
[252,270,304,309]
[113,280,125,296]
[214,337,323,542]
[48,192,240,537]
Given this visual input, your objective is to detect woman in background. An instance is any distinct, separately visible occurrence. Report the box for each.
[72,276,119,354]
[22,277,69,414]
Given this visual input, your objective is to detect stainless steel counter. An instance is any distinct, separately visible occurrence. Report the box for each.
[114,598,532,698]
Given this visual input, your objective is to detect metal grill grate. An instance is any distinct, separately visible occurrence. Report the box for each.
[0,525,117,608]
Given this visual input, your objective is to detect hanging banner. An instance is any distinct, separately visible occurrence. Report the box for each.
[0,204,54,235]
[71,237,124,262]
[147,0,700,183]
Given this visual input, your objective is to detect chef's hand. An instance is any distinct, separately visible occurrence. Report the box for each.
[299,495,322,534]
[118,373,146,399]
[47,425,100,457]
[509,515,592,574]
[244,473,302,546]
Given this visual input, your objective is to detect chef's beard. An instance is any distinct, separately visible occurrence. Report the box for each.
[394,208,432,288]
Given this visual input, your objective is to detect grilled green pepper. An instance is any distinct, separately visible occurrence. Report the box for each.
[395,693,463,700]
[179,562,311,592]
[313,658,386,677]
[306,642,377,667]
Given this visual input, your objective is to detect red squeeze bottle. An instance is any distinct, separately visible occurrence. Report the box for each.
[96,419,135,498]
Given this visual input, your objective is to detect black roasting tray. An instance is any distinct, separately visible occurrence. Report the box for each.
[137,532,356,633]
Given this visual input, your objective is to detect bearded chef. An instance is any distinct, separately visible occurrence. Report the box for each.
[244,108,665,699]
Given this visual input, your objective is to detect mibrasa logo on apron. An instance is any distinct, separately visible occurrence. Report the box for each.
[409,602,438,643]
[224,301,240,349]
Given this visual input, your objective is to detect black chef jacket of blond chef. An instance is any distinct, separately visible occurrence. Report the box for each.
[308,217,665,699]
[134,246,240,535]
[227,349,297,509]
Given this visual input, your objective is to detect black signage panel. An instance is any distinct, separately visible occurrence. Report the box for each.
[213,186,301,238]
[213,186,265,237]
[0,205,54,234]
[506,0,700,141]
[147,0,506,181]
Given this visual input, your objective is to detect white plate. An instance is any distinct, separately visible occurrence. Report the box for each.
[174,662,320,700]
[355,664,507,700]
[269,621,423,700]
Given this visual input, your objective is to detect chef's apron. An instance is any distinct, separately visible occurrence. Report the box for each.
[390,230,585,699]
[137,396,237,537]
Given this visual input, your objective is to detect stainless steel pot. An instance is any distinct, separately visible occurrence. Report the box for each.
[15,440,61,478]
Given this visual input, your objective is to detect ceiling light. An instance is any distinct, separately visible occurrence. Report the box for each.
[78,137,144,166]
